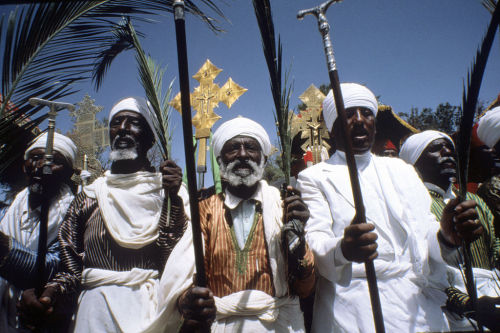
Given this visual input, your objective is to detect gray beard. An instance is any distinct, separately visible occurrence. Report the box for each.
[110,136,139,161]
[219,158,265,187]
[110,149,138,161]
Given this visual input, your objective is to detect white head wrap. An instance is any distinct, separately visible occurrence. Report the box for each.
[212,117,272,158]
[24,132,77,167]
[322,83,378,132]
[108,97,157,139]
[477,106,500,148]
[399,130,454,166]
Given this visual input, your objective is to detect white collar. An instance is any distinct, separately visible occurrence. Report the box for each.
[224,182,264,210]
[334,150,373,169]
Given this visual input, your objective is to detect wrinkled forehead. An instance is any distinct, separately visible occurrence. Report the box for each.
[427,137,454,150]
[226,135,261,147]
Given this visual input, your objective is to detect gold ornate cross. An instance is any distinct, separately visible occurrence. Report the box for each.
[291,84,331,164]
[170,59,247,176]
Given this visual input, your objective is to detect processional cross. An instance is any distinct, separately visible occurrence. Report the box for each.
[170,59,247,187]
[291,84,331,164]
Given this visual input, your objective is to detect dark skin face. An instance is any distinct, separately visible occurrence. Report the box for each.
[23,148,73,209]
[333,107,376,154]
[219,135,265,200]
[414,138,456,192]
[109,111,154,174]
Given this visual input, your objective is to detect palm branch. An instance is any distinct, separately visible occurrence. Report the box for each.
[252,0,293,184]
[455,0,500,319]
[0,1,223,191]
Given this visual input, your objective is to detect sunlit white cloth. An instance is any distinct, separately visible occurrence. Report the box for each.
[477,106,500,148]
[399,130,454,166]
[84,171,163,249]
[212,117,272,157]
[0,185,73,333]
[74,268,159,333]
[212,290,303,332]
[322,83,378,132]
[297,151,452,332]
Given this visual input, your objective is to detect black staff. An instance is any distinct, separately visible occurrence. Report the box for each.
[172,0,207,289]
[28,97,74,293]
[297,1,385,332]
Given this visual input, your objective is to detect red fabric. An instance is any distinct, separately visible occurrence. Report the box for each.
[384,139,397,150]
[304,150,313,163]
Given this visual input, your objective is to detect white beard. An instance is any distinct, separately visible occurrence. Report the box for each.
[110,135,139,161]
[219,157,265,187]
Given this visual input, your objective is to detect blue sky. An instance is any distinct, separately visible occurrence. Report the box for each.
[2,0,499,173]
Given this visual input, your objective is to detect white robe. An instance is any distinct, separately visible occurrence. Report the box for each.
[297,151,452,333]
[0,185,74,333]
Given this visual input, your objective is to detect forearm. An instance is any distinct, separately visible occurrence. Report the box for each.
[0,237,60,290]
[157,196,188,273]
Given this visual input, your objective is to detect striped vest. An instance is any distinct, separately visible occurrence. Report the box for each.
[199,193,275,298]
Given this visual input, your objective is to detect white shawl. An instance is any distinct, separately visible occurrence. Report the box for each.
[84,171,163,249]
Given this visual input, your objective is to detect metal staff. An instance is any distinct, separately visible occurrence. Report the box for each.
[172,0,207,289]
[297,1,385,332]
[28,97,75,293]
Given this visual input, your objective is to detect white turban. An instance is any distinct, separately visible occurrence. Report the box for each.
[108,97,157,139]
[24,132,77,167]
[212,117,272,158]
[322,83,378,132]
[399,130,454,166]
[477,106,500,148]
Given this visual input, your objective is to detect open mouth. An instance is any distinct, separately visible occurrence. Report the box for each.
[113,136,135,149]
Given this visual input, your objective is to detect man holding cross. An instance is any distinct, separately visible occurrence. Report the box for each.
[19,97,189,332]
[297,83,483,332]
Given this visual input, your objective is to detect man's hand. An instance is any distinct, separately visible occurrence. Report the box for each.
[440,199,483,246]
[178,286,216,330]
[476,295,500,330]
[283,186,310,225]
[17,287,56,329]
[160,160,183,198]
[341,223,378,263]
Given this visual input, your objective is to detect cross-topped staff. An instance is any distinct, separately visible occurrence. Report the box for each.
[170,59,247,188]
[297,1,385,332]
[28,97,75,293]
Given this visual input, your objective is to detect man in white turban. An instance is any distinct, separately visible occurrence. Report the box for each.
[297,82,483,332]
[172,116,316,332]
[0,132,76,332]
[400,130,500,331]
[19,97,191,332]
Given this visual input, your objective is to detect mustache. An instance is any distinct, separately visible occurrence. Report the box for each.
[112,134,136,149]
[438,156,456,165]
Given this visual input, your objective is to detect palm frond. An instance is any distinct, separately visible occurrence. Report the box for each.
[252,0,293,183]
[0,0,224,190]
[126,19,174,159]
[456,0,499,314]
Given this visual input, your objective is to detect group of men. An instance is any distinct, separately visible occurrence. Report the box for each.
[1,83,499,332]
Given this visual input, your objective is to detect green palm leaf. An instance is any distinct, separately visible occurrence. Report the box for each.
[252,0,293,184]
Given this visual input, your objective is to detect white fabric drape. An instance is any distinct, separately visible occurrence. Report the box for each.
[74,268,159,333]
[0,185,73,333]
[477,106,500,148]
[84,171,163,249]
[297,151,450,333]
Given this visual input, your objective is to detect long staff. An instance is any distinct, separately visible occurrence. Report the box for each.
[172,0,207,290]
[456,3,500,330]
[28,98,74,293]
[297,1,385,332]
